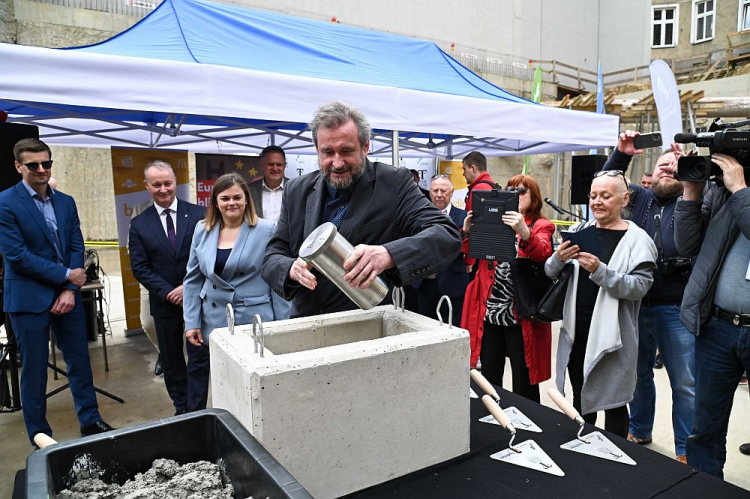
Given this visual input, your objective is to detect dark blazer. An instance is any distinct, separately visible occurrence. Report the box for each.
[249,176,290,219]
[413,205,470,298]
[0,182,83,313]
[129,199,205,318]
[262,161,461,318]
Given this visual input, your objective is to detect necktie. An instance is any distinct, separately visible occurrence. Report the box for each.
[165,209,176,249]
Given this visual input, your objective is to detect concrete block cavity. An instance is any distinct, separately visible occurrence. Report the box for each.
[210,306,470,499]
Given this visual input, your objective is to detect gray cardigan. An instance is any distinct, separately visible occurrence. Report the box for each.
[545,221,656,414]
[674,186,750,334]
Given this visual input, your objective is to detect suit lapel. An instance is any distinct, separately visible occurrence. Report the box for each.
[175,200,190,253]
[145,206,175,256]
[15,183,57,249]
[303,175,325,240]
[221,222,249,282]
[52,192,69,257]
[339,161,375,239]
[449,207,461,228]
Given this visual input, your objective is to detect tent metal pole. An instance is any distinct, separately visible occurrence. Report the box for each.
[553,152,561,207]
[392,130,400,167]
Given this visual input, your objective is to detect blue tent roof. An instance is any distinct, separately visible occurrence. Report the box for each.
[72,0,528,104]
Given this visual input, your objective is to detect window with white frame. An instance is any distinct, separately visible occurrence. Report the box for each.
[692,0,714,43]
[740,0,750,31]
[652,5,679,48]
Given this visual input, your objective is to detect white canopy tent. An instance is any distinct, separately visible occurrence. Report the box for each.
[0,0,619,159]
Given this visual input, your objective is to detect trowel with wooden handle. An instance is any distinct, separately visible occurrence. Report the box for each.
[547,388,636,466]
[470,369,542,433]
[482,395,565,476]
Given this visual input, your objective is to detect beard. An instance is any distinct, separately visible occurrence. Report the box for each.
[652,177,683,199]
[322,152,367,190]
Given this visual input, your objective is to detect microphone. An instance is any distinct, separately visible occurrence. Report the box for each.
[84,254,96,269]
[544,198,565,215]
[673,133,697,143]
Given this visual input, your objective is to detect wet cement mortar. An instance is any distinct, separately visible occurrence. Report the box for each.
[58,458,238,499]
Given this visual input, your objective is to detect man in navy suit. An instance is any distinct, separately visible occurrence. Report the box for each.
[414,175,470,326]
[129,160,204,414]
[0,138,113,444]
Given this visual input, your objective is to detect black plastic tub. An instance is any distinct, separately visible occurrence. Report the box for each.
[26,409,314,498]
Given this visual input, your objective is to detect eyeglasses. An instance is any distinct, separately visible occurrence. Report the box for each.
[431,174,450,180]
[21,160,53,170]
[507,186,528,195]
[594,169,629,189]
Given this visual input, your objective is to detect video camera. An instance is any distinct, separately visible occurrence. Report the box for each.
[675,118,750,182]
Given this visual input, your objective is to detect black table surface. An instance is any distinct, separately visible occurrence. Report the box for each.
[15,383,750,499]
[347,381,750,499]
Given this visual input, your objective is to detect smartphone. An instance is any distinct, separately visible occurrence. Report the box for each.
[633,132,663,150]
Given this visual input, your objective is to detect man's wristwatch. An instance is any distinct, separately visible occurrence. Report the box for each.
[67,289,76,295]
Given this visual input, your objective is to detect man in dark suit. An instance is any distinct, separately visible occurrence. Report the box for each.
[413,175,470,326]
[129,160,204,414]
[249,145,292,319]
[0,138,113,444]
[262,101,461,318]
[249,145,290,222]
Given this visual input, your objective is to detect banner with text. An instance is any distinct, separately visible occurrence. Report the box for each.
[111,148,190,333]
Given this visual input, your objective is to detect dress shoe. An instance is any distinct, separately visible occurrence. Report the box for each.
[627,433,652,445]
[676,455,687,464]
[654,353,663,369]
[175,408,188,416]
[154,358,163,376]
[740,443,750,455]
[80,420,115,437]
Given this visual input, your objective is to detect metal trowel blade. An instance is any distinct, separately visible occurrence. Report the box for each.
[490,439,565,476]
[470,387,479,399]
[560,430,636,466]
[479,406,542,433]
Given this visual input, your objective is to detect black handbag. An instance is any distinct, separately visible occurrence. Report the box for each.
[509,257,553,320]
[533,263,574,323]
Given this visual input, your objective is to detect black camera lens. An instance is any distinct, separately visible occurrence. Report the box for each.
[676,156,719,182]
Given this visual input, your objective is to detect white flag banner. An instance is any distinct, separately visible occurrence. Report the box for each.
[649,60,683,150]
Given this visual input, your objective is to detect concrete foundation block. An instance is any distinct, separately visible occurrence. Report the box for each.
[210,306,470,499]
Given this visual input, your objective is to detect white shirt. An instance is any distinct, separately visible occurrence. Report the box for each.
[441,204,452,217]
[261,178,284,223]
[154,198,179,238]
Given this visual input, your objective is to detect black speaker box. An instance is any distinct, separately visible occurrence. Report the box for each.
[0,123,40,193]
[570,154,607,205]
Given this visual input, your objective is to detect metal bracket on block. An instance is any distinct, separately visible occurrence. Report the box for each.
[392,287,405,312]
[436,295,453,329]
[226,303,235,335]
[252,314,265,358]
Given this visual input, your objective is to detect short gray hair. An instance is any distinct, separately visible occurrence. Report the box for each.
[310,101,371,149]
[144,160,175,180]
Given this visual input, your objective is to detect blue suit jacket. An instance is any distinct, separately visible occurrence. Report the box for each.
[413,205,470,298]
[129,200,205,319]
[183,219,276,340]
[0,182,83,313]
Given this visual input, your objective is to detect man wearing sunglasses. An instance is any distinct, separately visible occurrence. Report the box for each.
[602,131,695,465]
[0,138,113,446]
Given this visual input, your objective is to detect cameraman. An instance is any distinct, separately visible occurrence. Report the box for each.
[674,152,750,478]
[603,131,695,464]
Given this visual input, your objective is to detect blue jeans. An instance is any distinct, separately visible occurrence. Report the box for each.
[629,304,696,456]
[686,316,750,478]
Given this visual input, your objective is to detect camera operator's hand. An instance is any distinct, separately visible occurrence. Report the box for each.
[712,153,748,194]
[502,211,530,241]
[617,130,644,156]
[463,210,473,234]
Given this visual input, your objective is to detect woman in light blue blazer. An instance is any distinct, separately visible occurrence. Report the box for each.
[183,172,276,411]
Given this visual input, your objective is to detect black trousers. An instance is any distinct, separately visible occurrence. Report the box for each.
[153,316,188,412]
[480,320,540,403]
[568,318,629,437]
[416,279,463,327]
[187,341,210,412]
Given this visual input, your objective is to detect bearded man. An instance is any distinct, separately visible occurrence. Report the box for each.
[601,131,695,465]
[262,101,460,318]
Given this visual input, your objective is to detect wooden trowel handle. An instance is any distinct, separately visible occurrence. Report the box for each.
[33,433,58,449]
[471,369,499,400]
[482,395,513,430]
[547,388,581,421]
